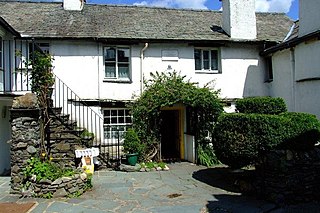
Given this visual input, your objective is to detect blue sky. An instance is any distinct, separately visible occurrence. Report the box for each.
[88,0,299,20]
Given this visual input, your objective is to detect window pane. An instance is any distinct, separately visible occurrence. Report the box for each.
[118,64,129,78]
[211,50,218,70]
[118,116,124,123]
[203,50,209,70]
[105,63,116,78]
[104,117,110,124]
[111,110,117,116]
[118,110,124,116]
[125,116,132,124]
[194,49,201,70]
[104,110,110,116]
[105,47,116,61]
[118,48,129,62]
[111,117,117,124]
[125,110,130,116]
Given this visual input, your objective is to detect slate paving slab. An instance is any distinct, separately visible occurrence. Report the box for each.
[0,162,320,212]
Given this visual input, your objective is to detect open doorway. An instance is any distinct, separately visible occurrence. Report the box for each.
[160,110,181,161]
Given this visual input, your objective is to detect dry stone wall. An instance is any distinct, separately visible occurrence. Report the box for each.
[10,109,41,194]
[257,148,320,204]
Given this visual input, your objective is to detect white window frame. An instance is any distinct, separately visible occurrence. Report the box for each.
[104,46,131,81]
[103,108,132,144]
[194,48,221,74]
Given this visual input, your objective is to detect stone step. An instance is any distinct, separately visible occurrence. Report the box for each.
[50,107,62,115]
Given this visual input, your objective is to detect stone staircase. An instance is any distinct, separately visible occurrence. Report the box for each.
[47,107,93,168]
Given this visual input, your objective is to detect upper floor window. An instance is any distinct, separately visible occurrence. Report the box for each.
[104,46,130,80]
[0,37,3,69]
[194,48,221,73]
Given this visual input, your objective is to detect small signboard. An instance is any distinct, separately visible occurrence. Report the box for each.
[162,50,179,61]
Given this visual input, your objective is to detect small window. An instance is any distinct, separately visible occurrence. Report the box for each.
[103,109,132,142]
[265,57,273,82]
[104,47,130,80]
[194,48,220,73]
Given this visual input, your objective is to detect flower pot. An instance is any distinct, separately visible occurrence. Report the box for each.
[126,153,138,166]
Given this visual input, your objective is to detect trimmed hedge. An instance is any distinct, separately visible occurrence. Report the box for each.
[236,97,287,115]
[212,112,320,168]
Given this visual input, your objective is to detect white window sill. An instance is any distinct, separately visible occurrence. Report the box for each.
[195,70,221,74]
[103,78,132,83]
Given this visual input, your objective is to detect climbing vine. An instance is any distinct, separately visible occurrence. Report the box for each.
[27,51,55,157]
[129,71,223,162]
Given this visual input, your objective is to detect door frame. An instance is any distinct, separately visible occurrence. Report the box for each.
[160,105,185,159]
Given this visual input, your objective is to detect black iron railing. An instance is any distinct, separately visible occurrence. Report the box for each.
[51,74,104,146]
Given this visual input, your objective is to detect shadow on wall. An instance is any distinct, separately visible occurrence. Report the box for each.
[0,101,12,176]
[243,63,270,98]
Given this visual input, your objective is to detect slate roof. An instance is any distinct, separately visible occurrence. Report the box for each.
[0,1,293,42]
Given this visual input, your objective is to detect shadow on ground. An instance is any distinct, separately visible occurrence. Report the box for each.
[192,167,257,194]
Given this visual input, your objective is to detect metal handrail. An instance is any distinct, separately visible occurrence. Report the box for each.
[51,74,104,145]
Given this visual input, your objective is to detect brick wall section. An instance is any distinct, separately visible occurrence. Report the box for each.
[257,148,320,204]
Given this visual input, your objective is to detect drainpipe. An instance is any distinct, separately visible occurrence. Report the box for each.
[140,43,149,95]
[290,48,296,112]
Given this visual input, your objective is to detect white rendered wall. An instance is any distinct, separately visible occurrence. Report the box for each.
[0,99,12,175]
[269,50,295,111]
[222,0,257,40]
[271,40,320,118]
[142,43,267,100]
[295,40,320,81]
[299,0,320,36]
[50,41,267,101]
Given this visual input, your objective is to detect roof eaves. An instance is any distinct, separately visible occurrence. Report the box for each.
[261,29,320,56]
[0,16,20,37]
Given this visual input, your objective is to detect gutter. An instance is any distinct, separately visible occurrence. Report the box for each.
[140,43,149,95]
[261,30,320,56]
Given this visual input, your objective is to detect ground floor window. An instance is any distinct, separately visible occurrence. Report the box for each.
[103,108,132,143]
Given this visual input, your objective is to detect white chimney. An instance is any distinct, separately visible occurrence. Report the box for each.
[221,0,257,40]
[63,0,84,11]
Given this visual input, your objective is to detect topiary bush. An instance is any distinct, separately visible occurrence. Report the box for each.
[236,97,287,115]
[212,112,320,168]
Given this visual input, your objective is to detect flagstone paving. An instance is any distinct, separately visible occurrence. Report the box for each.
[0,162,319,212]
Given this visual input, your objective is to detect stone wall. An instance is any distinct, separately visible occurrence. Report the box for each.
[27,173,89,198]
[9,95,88,194]
[10,109,41,194]
[257,148,320,204]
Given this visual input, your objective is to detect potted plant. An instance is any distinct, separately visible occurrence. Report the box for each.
[123,128,145,166]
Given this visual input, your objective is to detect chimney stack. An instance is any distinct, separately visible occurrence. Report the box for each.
[63,0,84,11]
[221,0,257,40]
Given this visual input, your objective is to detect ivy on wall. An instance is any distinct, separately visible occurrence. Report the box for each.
[129,71,223,161]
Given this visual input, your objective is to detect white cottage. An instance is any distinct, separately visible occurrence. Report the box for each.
[0,0,292,168]
[263,0,320,118]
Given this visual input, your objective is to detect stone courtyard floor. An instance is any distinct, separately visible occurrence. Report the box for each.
[0,162,320,213]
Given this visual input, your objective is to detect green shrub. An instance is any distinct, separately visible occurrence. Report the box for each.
[197,143,220,167]
[123,128,146,159]
[23,157,75,182]
[236,97,287,115]
[212,112,320,168]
